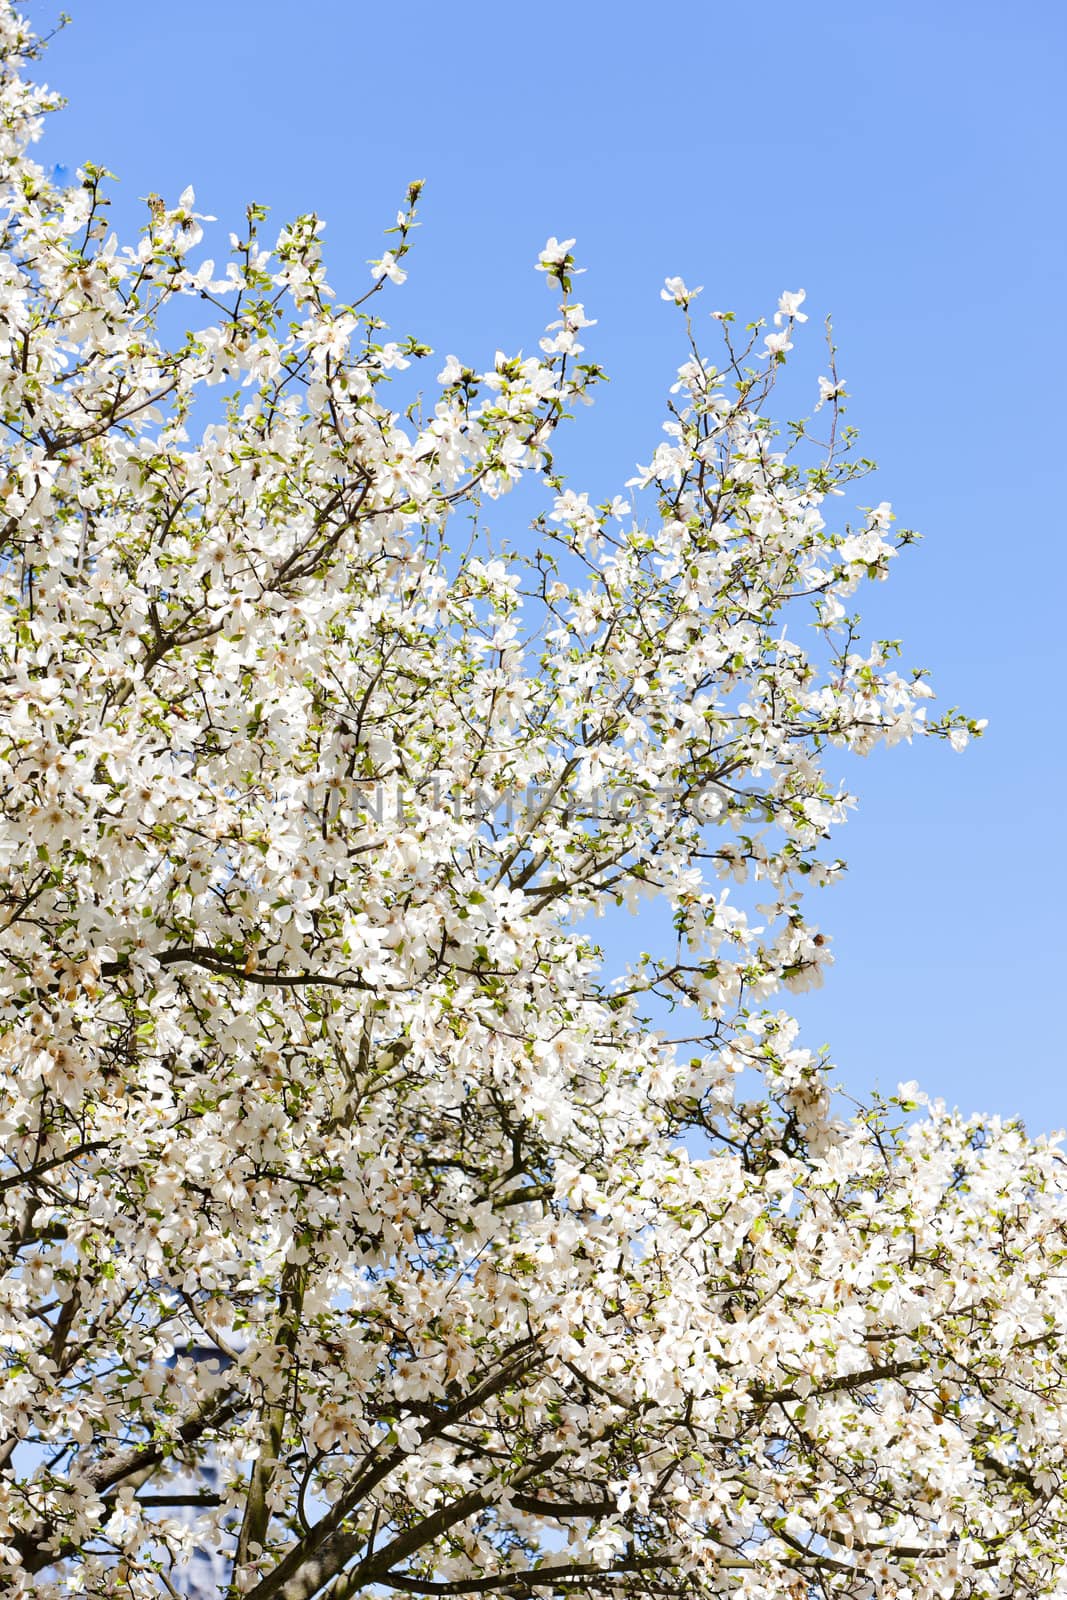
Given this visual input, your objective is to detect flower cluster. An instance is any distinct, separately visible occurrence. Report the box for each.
[0,10,1047,1600]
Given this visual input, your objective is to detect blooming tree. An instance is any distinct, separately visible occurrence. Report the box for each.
[3,8,1067,1600]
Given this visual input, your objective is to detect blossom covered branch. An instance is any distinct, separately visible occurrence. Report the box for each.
[4,9,1065,1600]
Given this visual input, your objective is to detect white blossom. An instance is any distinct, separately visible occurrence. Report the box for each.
[774,287,808,325]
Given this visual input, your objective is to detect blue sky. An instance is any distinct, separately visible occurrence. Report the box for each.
[36,0,1066,1129]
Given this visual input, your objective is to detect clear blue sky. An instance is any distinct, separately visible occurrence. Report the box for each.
[36,0,1066,1129]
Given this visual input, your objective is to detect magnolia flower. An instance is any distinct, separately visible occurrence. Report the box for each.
[536,235,577,271]
[774,288,808,325]
[661,275,703,306]
[370,249,407,284]
[816,373,847,409]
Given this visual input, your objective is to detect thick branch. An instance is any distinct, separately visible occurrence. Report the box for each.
[241,1340,543,1600]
